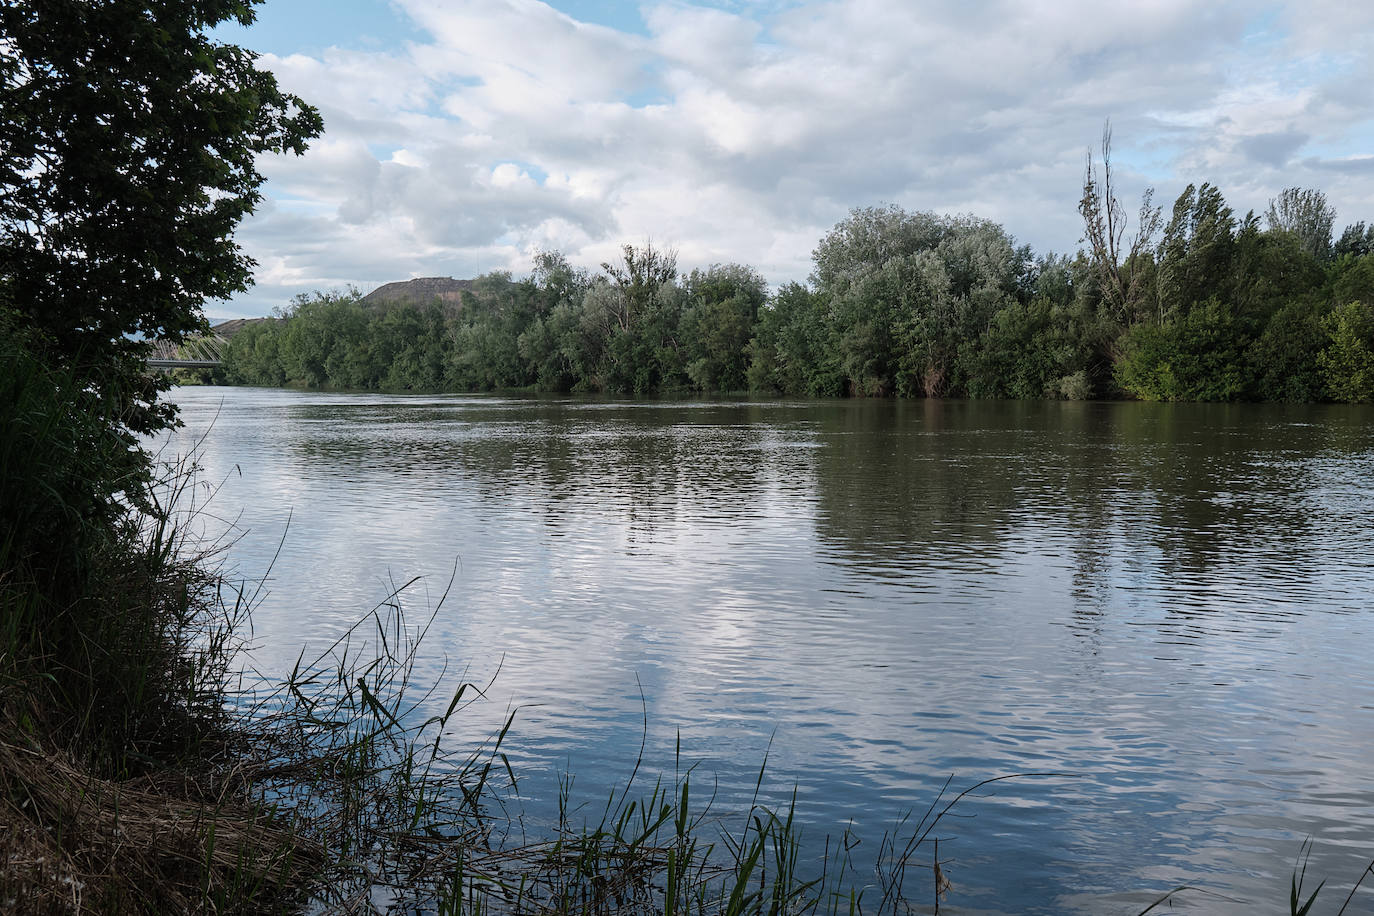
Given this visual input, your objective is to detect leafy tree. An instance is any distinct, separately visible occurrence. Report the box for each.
[811,206,1024,397]
[1229,215,1323,321]
[448,273,533,390]
[221,319,286,386]
[1318,301,1374,402]
[1332,254,1374,307]
[518,310,576,391]
[1030,252,1077,307]
[600,241,678,333]
[968,297,1097,399]
[1115,298,1250,401]
[747,282,842,396]
[1334,222,1374,260]
[588,243,686,394]
[532,249,591,316]
[1248,299,1330,402]
[517,251,595,390]
[889,251,960,397]
[1266,187,1336,261]
[1,0,321,434]
[276,290,366,386]
[681,264,767,392]
[380,301,450,390]
[1157,183,1236,317]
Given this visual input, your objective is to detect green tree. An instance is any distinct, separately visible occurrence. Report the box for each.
[1,0,321,434]
[520,251,594,390]
[1247,299,1330,402]
[276,289,368,386]
[448,273,534,390]
[1157,183,1236,317]
[1115,298,1250,401]
[1318,301,1374,402]
[588,243,685,394]
[221,319,286,386]
[532,249,591,316]
[812,206,1024,397]
[1332,254,1374,307]
[1266,187,1336,261]
[1334,222,1374,259]
[600,241,678,333]
[681,264,767,392]
[1229,214,1323,322]
[747,282,842,396]
[968,297,1097,399]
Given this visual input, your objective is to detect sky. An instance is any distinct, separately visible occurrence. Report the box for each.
[212,0,1374,318]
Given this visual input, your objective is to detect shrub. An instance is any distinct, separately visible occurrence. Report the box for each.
[1318,301,1374,403]
[1115,299,1251,401]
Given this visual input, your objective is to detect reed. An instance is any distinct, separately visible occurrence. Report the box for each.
[0,326,319,913]
[218,571,1065,915]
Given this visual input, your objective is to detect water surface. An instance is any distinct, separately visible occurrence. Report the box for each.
[168,388,1374,914]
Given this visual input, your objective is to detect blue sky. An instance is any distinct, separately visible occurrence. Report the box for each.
[216,1,655,54]
[215,0,1374,318]
[214,1,422,55]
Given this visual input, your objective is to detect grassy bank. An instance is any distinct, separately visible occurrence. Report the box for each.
[0,325,316,912]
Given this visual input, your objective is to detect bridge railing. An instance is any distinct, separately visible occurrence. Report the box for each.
[147,334,226,370]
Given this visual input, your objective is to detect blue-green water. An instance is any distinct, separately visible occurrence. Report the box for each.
[169,387,1374,914]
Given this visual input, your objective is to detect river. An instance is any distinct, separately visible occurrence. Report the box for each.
[167,386,1374,914]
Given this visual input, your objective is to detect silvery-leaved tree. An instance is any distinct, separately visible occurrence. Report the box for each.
[1265,187,1336,261]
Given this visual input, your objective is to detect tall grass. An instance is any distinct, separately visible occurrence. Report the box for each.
[0,323,315,913]
[225,571,1067,915]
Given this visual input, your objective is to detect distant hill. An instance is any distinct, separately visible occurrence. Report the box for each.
[361,277,474,310]
[210,317,275,338]
[205,278,486,337]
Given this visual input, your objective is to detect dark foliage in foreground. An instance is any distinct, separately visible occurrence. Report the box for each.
[0,0,320,434]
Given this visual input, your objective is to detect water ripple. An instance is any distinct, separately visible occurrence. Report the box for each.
[168,390,1374,915]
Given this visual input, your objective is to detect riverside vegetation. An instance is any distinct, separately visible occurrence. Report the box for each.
[217,143,1374,403]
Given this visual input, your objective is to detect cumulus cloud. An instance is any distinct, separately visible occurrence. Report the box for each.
[223,0,1374,317]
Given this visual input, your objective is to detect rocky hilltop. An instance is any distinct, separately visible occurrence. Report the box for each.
[361,277,474,309]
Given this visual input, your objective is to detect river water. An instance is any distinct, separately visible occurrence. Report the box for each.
[167,387,1374,914]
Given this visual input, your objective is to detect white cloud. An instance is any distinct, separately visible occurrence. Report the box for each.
[222,0,1374,317]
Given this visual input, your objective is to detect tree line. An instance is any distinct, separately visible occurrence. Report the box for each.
[222,163,1374,405]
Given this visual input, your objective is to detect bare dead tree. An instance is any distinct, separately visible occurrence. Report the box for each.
[1078,121,1163,323]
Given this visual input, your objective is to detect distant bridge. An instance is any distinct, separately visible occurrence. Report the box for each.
[147,334,226,370]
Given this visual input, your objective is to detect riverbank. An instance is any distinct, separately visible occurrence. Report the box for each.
[0,333,300,911]
[216,198,1374,406]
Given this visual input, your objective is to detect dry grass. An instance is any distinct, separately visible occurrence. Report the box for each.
[0,705,322,915]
